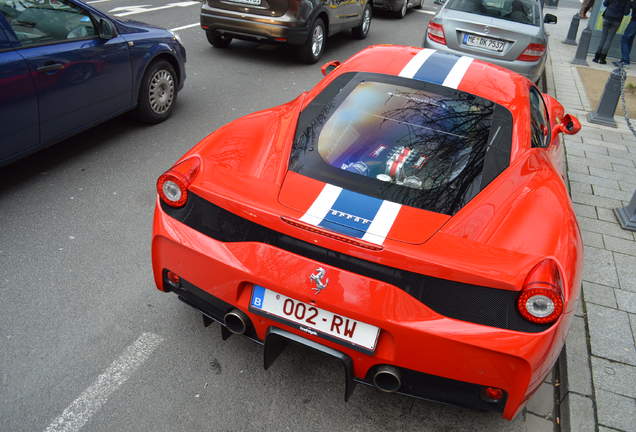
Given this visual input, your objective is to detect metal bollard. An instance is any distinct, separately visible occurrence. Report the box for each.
[587,68,622,127]
[563,13,580,45]
[572,27,592,65]
[615,189,636,231]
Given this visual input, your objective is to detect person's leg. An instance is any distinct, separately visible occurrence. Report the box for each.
[621,21,636,63]
[580,0,594,17]
[595,19,613,60]
[600,19,621,58]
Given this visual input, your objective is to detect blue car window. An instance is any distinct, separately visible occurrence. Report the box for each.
[0,0,96,47]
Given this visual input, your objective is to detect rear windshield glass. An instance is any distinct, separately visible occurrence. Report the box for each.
[446,0,540,26]
[290,73,513,216]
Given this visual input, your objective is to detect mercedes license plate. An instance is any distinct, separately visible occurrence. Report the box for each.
[463,34,505,52]
[249,286,380,352]
[228,0,262,5]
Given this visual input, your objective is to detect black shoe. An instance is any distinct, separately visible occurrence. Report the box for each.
[593,53,601,63]
[599,55,607,64]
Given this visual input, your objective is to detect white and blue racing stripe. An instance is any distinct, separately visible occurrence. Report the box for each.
[399,48,473,89]
[300,184,401,245]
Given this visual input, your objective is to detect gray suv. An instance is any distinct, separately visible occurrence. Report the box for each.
[201,0,372,63]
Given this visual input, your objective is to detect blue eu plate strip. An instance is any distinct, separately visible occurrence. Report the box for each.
[251,285,266,309]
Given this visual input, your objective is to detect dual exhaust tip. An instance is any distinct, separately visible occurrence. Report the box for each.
[224,309,249,335]
[223,310,402,393]
[372,365,402,393]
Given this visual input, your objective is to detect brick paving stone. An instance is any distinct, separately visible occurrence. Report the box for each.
[604,235,636,257]
[562,315,593,396]
[612,163,636,175]
[630,314,636,346]
[591,357,636,399]
[581,137,629,152]
[588,167,636,185]
[620,183,636,193]
[568,160,591,175]
[579,143,610,155]
[560,393,595,432]
[596,389,636,432]
[597,207,618,223]
[582,230,605,248]
[584,153,635,168]
[566,147,586,158]
[568,155,613,170]
[573,203,597,219]
[572,182,593,194]
[583,282,618,308]
[576,298,585,317]
[587,304,636,366]
[570,172,621,190]
[592,185,634,202]
[572,191,623,210]
[614,253,636,293]
[578,217,634,240]
[582,247,619,287]
[608,148,636,162]
[616,290,636,314]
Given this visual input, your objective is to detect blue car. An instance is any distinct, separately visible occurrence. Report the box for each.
[0,0,186,166]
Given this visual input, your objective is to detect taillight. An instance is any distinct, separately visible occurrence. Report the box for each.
[517,259,564,324]
[517,43,546,62]
[427,22,446,45]
[156,157,200,207]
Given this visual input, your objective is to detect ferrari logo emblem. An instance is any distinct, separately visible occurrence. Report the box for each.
[309,267,329,294]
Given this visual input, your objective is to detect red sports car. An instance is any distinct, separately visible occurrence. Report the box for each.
[151,45,583,420]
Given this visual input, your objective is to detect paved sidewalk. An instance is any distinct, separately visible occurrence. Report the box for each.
[544,6,636,432]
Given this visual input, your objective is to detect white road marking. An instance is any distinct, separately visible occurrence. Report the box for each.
[170,23,199,31]
[87,0,118,4]
[110,1,199,17]
[414,9,436,14]
[43,332,164,432]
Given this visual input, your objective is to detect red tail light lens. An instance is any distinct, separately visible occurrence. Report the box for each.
[517,259,564,324]
[481,387,504,402]
[427,22,446,45]
[157,157,200,208]
[517,43,546,62]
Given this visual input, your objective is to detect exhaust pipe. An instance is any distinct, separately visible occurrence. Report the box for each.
[224,309,249,335]
[372,365,402,393]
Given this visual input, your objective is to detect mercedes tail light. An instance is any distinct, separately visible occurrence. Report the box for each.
[517,43,546,62]
[427,22,446,45]
[157,157,200,207]
[517,259,564,324]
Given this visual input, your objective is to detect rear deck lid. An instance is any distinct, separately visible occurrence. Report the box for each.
[206,0,288,17]
[279,71,513,245]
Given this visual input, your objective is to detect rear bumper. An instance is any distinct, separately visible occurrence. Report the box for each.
[372,0,403,12]
[152,201,571,419]
[200,4,309,44]
[423,37,546,83]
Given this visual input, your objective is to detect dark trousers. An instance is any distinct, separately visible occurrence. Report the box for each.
[596,18,622,56]
[580,0,595,16]
[621,20,636,63]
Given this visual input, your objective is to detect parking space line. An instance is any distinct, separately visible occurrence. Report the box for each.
[170,23,199,31]
[43,333,164,432]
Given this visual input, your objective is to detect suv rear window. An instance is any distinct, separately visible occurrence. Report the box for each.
[446,0,540,26]
[290,72,513,216]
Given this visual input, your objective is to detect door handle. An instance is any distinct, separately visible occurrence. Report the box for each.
[36,63,65,72]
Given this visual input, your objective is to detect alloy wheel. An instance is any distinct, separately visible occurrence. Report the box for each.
[149,69,175,114]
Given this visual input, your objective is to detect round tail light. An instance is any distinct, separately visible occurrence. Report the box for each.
[156,157,200,208]
[517,260,564,324]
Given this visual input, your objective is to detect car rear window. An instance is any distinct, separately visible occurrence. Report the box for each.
[290,72,513,216]
[446,0,540,26]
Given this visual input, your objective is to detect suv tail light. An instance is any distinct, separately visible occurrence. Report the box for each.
[517,43,546,62]
[517,259,564,324]
[157,157,201,207]
[427,22,446,45]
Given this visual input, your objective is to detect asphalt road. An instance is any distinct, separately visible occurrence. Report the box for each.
[0,2,527,431]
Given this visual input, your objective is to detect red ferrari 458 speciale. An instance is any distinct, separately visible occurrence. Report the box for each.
[151,45,583,419]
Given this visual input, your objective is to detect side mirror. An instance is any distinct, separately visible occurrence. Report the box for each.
[321,60,341,76]
[544,13,557,24]
[97,18,116,40]
[558,113,581,135]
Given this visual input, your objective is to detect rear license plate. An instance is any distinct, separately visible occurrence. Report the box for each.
[249,286,380,353]
[227,0,262,5]
[463,34,505,52]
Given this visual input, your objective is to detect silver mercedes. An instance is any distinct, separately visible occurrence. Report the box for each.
[423,0,557,82]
